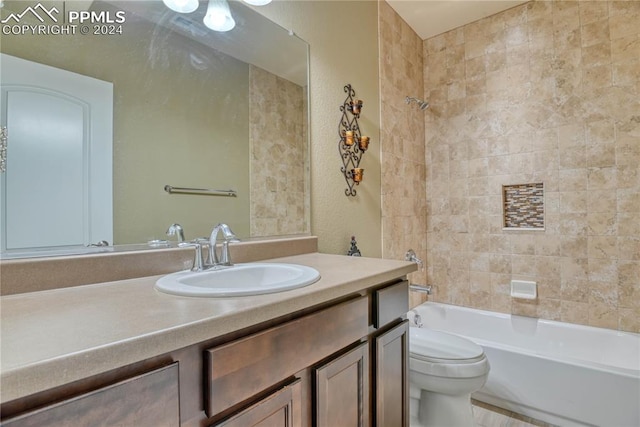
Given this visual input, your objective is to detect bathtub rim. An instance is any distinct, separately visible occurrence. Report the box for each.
[449,332,638,379]
[411,301,640,378]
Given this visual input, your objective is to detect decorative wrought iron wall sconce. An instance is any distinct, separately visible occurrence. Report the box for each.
[338,84,370,197]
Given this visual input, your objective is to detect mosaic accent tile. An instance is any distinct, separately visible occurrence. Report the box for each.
[503,183,545,229]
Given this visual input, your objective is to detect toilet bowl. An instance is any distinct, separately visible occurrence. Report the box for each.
[409,328,490,427]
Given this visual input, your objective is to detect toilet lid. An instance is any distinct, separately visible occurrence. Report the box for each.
[410,328,484,361]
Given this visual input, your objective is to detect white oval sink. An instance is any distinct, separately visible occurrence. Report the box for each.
[155,263,321,297]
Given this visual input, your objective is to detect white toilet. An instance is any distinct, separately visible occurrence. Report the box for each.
[409,327,490,427]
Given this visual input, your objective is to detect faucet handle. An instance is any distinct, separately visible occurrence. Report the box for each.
[405,249,424,271]
[220,240,232,265]
[194,237,213,266]
[179,241,205,271]
[405,249,418,260]
[220,225,240,265]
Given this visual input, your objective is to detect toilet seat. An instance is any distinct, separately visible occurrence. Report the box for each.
[410,328,489,379]
[410,328,484,361]
[410,353,489,379]
[411,352,485,364]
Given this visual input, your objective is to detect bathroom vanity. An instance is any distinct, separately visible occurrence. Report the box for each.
[0,244,415,427]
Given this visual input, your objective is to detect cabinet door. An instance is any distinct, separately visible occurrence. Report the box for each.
[374,321,409,427]
[214,380,302,427]
[1,364,179,427]
[315,343,369,427]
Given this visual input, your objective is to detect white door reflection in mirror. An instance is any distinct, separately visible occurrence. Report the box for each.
[1,54,113,255]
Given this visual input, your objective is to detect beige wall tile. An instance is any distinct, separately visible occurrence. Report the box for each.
[579,1,609,25]
[611,35,640,63]
[562,278,590,303]
[537,297,562,321]
[618,307,640,333]
[582,42,611,67]
[618,212,640,236]
[561,300,590,325]
[618,236,640,260]
[581,19,610,47]
[609,8,640,40]
[587,211,617,235]
[588,299,618,329]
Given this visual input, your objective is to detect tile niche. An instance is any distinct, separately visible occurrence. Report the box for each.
[502,183,544,230]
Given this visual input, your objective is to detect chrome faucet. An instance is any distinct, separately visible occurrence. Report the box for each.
[209,223,240,267]
[166,223,185,243]
[405,249,424,270]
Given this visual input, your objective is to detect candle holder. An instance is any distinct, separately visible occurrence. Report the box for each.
[358,136,369,152]
[351,168,364,183]
[338,84,369,197]
[349,99,363,116]
[344,130,355,146]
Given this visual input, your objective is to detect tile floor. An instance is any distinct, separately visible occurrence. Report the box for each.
[472,400,558,427]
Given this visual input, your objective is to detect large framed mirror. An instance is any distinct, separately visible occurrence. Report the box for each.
[0,0,310,258]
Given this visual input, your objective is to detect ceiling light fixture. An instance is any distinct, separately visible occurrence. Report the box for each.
[242,0,272,5]
[162,0,199,14]
[203,0,236,32]
[163,0,272,32]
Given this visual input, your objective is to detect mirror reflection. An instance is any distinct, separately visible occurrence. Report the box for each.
[0,0,310,258]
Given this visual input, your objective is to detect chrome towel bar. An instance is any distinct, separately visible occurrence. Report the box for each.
[164,185,237,197]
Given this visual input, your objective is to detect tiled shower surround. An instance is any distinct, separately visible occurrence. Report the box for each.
[381,0,639,332]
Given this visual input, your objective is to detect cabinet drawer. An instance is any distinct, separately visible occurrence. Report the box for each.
[2,363,180,427]
[373,280,408,328]
[205,297,369,417]
[213,379,302,427]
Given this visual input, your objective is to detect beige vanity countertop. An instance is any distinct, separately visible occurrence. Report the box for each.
[0,252,416,403]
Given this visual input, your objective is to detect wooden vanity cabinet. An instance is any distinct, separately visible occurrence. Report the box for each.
[1,279,409,427]
[203,280,408,427]
[1,364,180,427]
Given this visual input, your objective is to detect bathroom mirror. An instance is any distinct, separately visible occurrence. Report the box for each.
[0,0,309,258]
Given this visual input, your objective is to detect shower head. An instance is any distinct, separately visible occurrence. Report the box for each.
[406,96,429,110]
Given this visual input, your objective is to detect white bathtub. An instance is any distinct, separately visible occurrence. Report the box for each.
[409,302,640,427]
